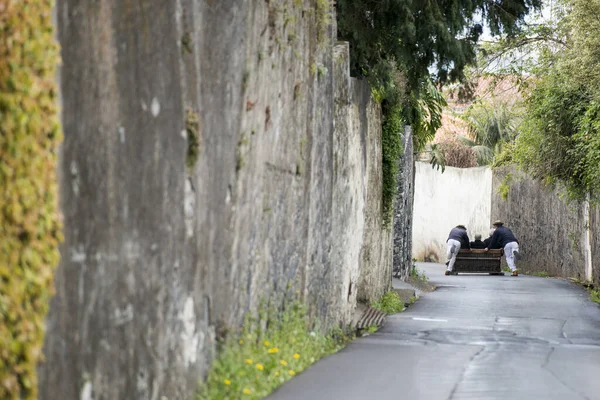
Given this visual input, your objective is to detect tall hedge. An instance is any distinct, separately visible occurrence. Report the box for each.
[0,1,62,398]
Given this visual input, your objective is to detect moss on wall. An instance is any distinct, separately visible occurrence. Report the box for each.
[185,109,200,170]
[0,1,62,398]
[315,0,332,46]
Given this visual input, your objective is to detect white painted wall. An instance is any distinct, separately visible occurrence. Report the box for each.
[412,162,492,262]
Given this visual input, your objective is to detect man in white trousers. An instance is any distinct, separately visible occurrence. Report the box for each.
[485,220,520,276]
[445,225,470,275]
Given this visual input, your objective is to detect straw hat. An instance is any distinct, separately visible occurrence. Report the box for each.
[492,220,504,227]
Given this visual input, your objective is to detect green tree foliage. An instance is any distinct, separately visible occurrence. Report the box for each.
[336,0,541,90]
[464,1,566,96]
[515,72,589,196]
[409,79,448,152]
[461,101,519,165]
[513,0,600,201]
[0,0,62,398]
[476,14,567,80]
[335,0,540,217]
[380,76,446,223]
[560,0,600,91]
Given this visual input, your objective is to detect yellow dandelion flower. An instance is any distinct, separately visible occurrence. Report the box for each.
[224,379,231,385]
[264,340,270,346]
[280,360,288,366]
[256,364,264,371]
[268,347,279,354]
[239,339,244,345]
[245,359,253,365]
[288,370,296,376]
[243,388,251,395]
[274,371,280,377]
[293,353,300,359]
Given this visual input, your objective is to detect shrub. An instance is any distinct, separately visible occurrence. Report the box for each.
[431,139,477,169]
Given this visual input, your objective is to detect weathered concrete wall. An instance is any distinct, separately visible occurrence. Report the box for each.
[591,208,600,285]
[43,1,193,398]
[491,167,593,281]
[41,1,393,399]
[412,162,492,263]
[354,74,393,303]
[330,42,393,319]
[393,127,415,279]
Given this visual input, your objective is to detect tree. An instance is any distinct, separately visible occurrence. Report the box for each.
[335,0,541,218]
[460,101,519,165]
[429,140,478,170]
[336,0,542,91]
[335,0,541,183]
[515,69,593,200]
[513,0,600,201]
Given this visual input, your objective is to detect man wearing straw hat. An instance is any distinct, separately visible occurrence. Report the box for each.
[445,225,470,275]
[485,220,520,276]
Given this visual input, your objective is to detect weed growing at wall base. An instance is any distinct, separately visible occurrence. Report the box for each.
[370,291,404,314]
[590,288,600,305]
[197,302,353,400]
[533,271,549,278]
[410,264,429,283]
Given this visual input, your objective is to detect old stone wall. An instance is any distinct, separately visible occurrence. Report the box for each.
[591,208,600,285]
[329,42,394,320]
[491,167,593,281]
[354,71,393,303]
[393,127,415,279]
[40,1,393,399]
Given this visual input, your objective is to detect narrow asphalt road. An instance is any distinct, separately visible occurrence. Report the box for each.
[268,263,600,400]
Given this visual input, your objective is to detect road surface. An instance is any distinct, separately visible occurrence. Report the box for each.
[268,263,600,400]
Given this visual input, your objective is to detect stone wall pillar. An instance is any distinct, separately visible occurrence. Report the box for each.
[393,126,414,279]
